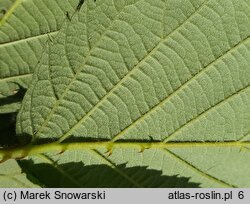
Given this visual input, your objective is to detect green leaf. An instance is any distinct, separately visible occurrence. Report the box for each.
[0,159,39,187]
[18,154,199,187]
[0,0,15,20]
[0,0,80,113]
[0,85,26,113]
[1,0,250,187]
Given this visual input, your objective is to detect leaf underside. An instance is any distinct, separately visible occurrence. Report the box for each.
[0,0,80,113]
[0,159,38,187]
[1,0,250,187]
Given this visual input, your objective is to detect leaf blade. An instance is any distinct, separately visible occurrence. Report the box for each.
[12,0,250,187]
[0,0,80,112]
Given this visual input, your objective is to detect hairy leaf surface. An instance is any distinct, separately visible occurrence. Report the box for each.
[0,0,80,113]
[0,159,39,187]
[1,0,250,187]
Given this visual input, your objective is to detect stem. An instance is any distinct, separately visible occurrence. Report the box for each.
[0,141,249,162]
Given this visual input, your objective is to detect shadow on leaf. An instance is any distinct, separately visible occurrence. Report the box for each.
[33,136,160,145]
[0,113,19,147]
[0,85,26,107]
[19,160,200,188]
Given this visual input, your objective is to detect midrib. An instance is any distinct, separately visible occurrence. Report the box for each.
[0,140,249,161]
